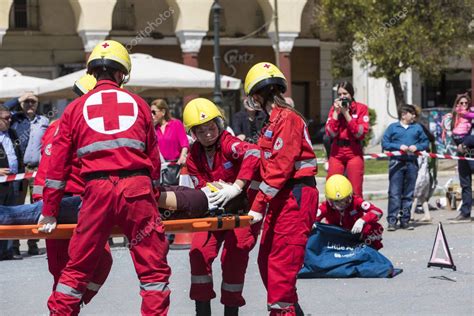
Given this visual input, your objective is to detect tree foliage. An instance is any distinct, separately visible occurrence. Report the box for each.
[313,0,473,109]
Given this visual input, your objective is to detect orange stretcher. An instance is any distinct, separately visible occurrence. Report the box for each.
[0,215,252,240]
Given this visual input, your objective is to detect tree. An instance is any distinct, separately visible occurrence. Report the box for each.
[313,0,473,111]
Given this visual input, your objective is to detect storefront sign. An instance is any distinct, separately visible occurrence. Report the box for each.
[223,49,254,76]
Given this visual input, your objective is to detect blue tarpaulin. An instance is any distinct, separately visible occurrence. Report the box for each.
[298,223,401,278]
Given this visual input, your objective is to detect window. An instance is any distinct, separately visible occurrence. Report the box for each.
[9,0,39,30]
[112,0,136,31]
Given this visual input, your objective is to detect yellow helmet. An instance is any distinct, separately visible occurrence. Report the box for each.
[325,175,353,201]
[87,40,131,75]
[183,98,223,130]
[244,62,287,96]
[72,74,97,96]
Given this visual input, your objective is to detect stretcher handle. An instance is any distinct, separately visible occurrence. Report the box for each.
[192,221,212,229]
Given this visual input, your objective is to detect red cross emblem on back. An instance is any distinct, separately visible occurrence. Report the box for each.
[87,92,134,131]
[102,42,109,48]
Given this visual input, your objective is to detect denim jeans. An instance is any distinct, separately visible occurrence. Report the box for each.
[0,196,82,225]
[458,159,474,217]
[387,159,419,225]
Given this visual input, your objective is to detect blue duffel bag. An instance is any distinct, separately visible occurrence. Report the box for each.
[298,223,400,278]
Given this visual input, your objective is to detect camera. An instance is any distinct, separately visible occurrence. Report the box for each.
[340,97,351,108]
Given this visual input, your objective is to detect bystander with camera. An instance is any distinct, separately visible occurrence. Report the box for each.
[325,81,369,197]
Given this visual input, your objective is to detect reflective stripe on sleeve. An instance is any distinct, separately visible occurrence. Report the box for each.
[140,282,170,292]
[86,282,102,292]
[369,210,383,219]
[221,282,244,293]
[32,185,43,195]
[191,274,213,284]
[55,283,83,299]
[355,125,364,138]
[259,181,279,198]
[45,179,66,190]
[294,158,317,170]
[77,138,145,157]
[244,149,260,159]
[249,180,261,190]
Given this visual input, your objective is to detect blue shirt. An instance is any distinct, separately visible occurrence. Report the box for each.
[23,115,49,166]
[0,131,19,174]
[5,98,49,166]
[382,122,429,161]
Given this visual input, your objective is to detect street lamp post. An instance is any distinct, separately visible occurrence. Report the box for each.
[212,0,223,106]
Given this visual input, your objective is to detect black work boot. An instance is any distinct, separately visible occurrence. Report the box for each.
[195,300,211,316]
[295,302,305,316]
[224,305,238,316]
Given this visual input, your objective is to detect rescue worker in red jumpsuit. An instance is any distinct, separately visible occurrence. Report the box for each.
[317,175,384,250]
[33,74,113,304]
[38,40,171,315]
[182,98,261,316]
[244,62,319,316]
[325,81,369,197]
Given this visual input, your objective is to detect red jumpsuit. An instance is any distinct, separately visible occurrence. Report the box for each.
[33,120,112,304]
[42,80,170,315]
[250,107,319,316]
[325,101,369,197]
[316,196,384,250]
[186,131,260,307]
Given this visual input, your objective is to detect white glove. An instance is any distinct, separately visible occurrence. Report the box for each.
[200,186,219,210]
[351,218,365,234]
[38,214,57,233]
[208,182,242,206]
[248,210,263,224]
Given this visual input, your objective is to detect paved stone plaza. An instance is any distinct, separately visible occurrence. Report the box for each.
[1,172,473,315]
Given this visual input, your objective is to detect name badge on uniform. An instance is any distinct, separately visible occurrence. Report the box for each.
[264,130,273,138]
[223,161,233,169]
[264,152,272,159]
[352,114,358,118]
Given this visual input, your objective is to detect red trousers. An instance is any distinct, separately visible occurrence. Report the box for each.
[328,144,364,197]
[47,175,171,315]
[189,224,260,307]
[45,239,112,304]
[258,182,318,316]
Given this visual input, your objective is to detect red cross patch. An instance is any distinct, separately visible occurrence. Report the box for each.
[102,42,110,48]
[83,89,138,134]
[263,63,271,69]
[200,112,207,120]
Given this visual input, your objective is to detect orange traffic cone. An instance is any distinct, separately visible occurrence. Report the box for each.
[169,232,193,250]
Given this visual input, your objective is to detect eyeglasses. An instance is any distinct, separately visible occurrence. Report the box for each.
[459,101,469,105]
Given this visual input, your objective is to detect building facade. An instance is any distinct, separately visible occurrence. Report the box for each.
[0,0,337,139]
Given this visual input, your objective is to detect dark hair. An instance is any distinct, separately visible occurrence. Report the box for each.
[150,98,172,121]
[400,104,417,117]
[336,81,355,100]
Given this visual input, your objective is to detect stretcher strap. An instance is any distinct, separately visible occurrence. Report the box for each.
[217,214,223,229]
[234,215,240,228]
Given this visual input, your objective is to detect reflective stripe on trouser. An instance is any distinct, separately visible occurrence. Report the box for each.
[46,239,113,305]
[47,175,170,316]
[257,183,318,315]
[190,225,259,307]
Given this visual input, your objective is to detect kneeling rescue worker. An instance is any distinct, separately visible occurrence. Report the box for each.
[39,40,171,315]
[317,174,384,250]
[244,62,319,316]
[183,98,261,316]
